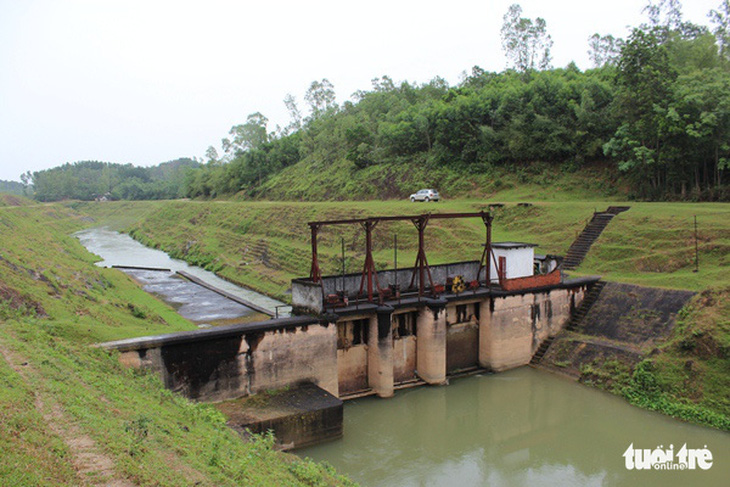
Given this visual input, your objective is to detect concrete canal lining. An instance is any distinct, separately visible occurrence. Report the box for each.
[176,270,274,317]
[117,267,269,325]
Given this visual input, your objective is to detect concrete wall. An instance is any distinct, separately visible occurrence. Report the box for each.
[249,325,338,396]
[109,318,338,401]
[446,322,479,373]
[291,280,323,315]
[109,281,591,402]
[445,301,480,373]
[337,346,368,394]
[416,299,448,385]
[393,336,417,383]
[479,287,585,371]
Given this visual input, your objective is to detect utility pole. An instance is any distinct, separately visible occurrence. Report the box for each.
[693,215,699,273]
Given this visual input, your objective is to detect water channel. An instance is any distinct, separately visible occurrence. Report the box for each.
[300,368,729,486]
[75,227,729,486]
[74,227,287,317]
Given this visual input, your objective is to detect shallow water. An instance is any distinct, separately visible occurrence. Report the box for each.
[299,367,730,486]
[74,226,288,317]
[120,268,261,324]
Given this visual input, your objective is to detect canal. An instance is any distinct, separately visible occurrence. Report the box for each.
[74,226,287,317]
[299,368,729,486]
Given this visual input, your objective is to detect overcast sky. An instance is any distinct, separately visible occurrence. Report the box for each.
[0,0,722,181]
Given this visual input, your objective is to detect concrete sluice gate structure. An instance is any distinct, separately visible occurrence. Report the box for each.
[102,247,596,403]
[291,259,594,398]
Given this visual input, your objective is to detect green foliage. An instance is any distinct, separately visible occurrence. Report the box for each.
[605,19,730,200]
[0,180,26,196]
[175,9,728,202]
[621,357,730,431]
[32,159,200,202]
[124,416,151,456]
[289,458,357,487]
[186,68,624,200]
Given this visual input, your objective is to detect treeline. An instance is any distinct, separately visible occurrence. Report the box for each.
[31,159,199,202]
[187,1,730,201]
[0,180,26,196]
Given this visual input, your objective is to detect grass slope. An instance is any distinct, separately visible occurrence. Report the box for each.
[0,204,352,486]
[572,288,730,430]
[255,158,626,202]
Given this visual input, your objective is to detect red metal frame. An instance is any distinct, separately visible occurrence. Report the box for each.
[307,211,492,302]
[309,223,322,283]
[358,220,381,301]
[408,214,434,296]
[476,211,495,285]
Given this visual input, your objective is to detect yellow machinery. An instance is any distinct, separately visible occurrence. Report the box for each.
[451,275,466,294]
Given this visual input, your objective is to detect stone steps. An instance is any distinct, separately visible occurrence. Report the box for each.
[562,207,630,271]
[530,280,607,365]
[565,280,607,332]
[530,335,556,365]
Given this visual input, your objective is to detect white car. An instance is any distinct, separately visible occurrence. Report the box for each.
[410,189,440,202]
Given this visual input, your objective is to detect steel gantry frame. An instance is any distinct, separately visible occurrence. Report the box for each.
[308,211,495,302]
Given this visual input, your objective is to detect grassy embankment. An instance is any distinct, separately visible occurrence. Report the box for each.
[599,286,730,430]
[0,202,353,486]
[75,196,729,431]
[255,158,627,202]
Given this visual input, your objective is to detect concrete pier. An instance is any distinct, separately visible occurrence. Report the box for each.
[368,306,395,398]
[416,298,448,385]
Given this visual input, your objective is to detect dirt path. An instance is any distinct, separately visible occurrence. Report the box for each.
[0,339,136,487]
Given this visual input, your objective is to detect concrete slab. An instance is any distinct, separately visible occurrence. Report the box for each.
[121,268,267,325]
[216,383,343,450]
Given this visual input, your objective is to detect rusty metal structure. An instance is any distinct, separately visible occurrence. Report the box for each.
[308,211,497,303]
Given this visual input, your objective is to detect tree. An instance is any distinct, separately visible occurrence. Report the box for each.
[371,76,395,92]
[605,27,677,196]
[304,78,337,118]
[500,3,553,72]
[643,0,683,30]
[283,94,302,133]
[588,34,623,67]
[642,0,706,41]
[20,171,32,196]
[205,146,219,164]
[709,0,730,59]
[227,112,269,154]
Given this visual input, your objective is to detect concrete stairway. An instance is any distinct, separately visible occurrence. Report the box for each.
[530,336,556,365]
[562,207,630,271]
[530,280,607,365]
[565,280,607,332]
[606,206,632,215]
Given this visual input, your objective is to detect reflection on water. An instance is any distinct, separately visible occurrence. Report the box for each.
[299,368,730,487]
[74,227,287,316]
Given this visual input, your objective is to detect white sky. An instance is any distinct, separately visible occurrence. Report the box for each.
[0,0,722,181]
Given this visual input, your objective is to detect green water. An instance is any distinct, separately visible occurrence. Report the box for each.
[299,368,729,486]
